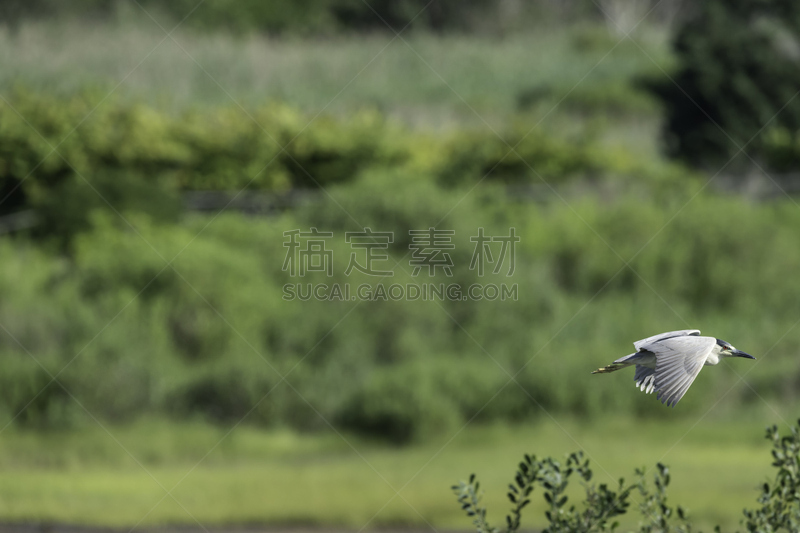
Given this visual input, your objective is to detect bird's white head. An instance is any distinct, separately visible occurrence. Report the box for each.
[715,338,755,359]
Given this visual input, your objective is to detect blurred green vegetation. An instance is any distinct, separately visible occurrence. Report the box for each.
[0,6,695,449]
[0,130,799,440]
[0,0,599,35]
[0,415,785,532]
[0,90,673,244]
[1,4,799,528]
[0,20,670,118]
[0,54,798,443]
[656,0,800,172]
[452,420,800,533]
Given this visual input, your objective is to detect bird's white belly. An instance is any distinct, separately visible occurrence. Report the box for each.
[704,352,720,366]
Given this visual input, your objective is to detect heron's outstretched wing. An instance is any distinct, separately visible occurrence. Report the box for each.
[651,336,715,407]
[633,330,700,351]
[634,365,656,394]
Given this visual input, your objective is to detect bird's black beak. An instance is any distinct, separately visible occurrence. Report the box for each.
[732,349,755,360]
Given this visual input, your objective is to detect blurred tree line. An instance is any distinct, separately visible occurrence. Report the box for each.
[1,0,800,441]
[0,90,799,441]
[4,0,799,177]
[654,0,800,172]
[0,90,660,244]
[0,0,661,35]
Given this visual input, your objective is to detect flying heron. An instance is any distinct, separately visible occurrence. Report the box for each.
[592,329,755,407]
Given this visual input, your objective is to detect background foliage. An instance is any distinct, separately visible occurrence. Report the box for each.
[655,0,800,172]
[0,126,798,440]
[454,421,800,533]
[0,0,604,35]
[0,0,799,529]
[0,0,798,441]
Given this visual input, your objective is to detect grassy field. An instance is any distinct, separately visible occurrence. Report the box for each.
[0,407,788,532]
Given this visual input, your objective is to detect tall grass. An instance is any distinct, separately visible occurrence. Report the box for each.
[0,415,784,531]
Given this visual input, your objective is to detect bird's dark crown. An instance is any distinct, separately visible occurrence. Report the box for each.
[716,338,733,350]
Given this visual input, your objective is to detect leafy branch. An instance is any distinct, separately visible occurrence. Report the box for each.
[742,422,800,532]
[454,419,800,533]
[453,451,633,533]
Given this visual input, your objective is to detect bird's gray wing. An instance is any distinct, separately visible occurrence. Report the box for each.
[650,336,715,407]
[634,365,656,394]
[633,329,700,351]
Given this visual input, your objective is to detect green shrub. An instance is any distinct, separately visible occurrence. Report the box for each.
[0,91,671,247]
[454,420,800,532]
[0,92,798,439]
[743,423,800,531]
[0,0,517,35]
[338,363,462,443]
[762,127,800,172]
[453,453,690,533]
[1,179,799,438]
[655,0,800,170]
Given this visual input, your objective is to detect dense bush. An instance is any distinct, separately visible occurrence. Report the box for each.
[0,91,661,245]
[455,421,800,532]
[0,91,395,241]
[763,127,800,172]
[0,90,796,441]
[0,0,591,35]
[655,0,800,172]
[0,90,391,191]
[0,167,799,439]
[453,454,686,533]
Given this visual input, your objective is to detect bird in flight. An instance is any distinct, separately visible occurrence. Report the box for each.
[592,330,754,407]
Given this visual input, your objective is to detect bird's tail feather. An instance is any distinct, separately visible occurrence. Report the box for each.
[592,352,642,374]
[591,361,631,374]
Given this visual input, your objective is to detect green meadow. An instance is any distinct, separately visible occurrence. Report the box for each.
[0,413,786,532]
